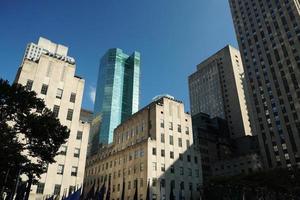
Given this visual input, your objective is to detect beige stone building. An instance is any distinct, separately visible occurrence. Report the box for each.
[84,96,202,200]
[189,45,252,138]
[15,37,90,199]
[229,0,300,168]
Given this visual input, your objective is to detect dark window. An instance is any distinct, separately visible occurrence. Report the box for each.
[152,148,156,155]
[71,166,78,176]
[67,109,73,121]
[53,105,60,118]
[56,88,63,99]
[54,184,61,195]
[40,84,48,95]
[76,131,83,140]
[70,93,76,103]
[36,183,45,194]
[26,80,33,90]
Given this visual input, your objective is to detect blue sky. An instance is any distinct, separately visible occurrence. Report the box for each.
[0,0,237,112]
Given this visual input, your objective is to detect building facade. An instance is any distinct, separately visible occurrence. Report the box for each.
[229,0,300,168]
[93,48,140,147]
[85,96,202,200]
[15,37,90,199]
[189,45,251,138]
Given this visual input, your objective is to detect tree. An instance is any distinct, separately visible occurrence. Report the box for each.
[0,79,70,199]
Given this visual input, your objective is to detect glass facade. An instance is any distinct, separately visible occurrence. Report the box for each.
[94,48,140,145]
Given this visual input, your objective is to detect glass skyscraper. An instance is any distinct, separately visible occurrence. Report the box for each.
[93,48,140,145]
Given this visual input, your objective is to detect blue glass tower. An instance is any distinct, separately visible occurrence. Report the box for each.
[93,48,140,145]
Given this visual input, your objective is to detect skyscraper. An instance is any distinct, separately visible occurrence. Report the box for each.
[229,0,300,168]
[189,45,251,138]
[93,48,140,145]
[15,37,90,199]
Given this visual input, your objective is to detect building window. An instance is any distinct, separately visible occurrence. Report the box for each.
[161,133,165,143]
[53,105,60,118]
[40,84,48,95]
[178,138,182,147]
[160,179,165,188]
[74,148,80,158]
[54,184,61,195]
[188,168,192,176]
[187,155,191,162]
[67,109,73,121]
[177,124,181,132]
[169,122,173,130]
[152,162,157,171]
[169,135,174,145]
[186,140,190,148]
[170,165,175,173]
[152,148,156,155]
[59,146,67,155]
[76,131,83,140]
[56,88,63,99]
[57,164,64,175]
[36,183,45,194]
[140,163,144,171]
[161,149,165,157]
[170,151,174,159]
[70,93,76,103]
[71,166,78,176]
[180,167,184,175]
[160,119,164,128]
[152,178,157,187]
[26,79,33,90]
[185,126,189,134]
[161,164,165,172]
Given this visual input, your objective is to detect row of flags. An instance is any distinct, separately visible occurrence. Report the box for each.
[44,178,194,200]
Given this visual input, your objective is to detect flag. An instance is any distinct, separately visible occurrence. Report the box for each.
[86,182,95,200]
[146,180,150,200]
[105,176,111,200]
[65,187,81,200]
[121,176,125,200]
[98,180,106,200]
[46,195,54,200]
[133,179,138,200]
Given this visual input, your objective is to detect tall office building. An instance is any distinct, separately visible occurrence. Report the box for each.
[229,0,300,168]
[85,96,202,200]
[15,37,90,199]
[189,45,251,138]
[93,48,140,146]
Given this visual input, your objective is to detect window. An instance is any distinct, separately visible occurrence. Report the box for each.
[54,184,61,195]
[161,149,165,157]
[170,151,174,159]
[161,164,165,172]
[71,166,78,176]
[188,168,192,176]
[41,84,48,95]
[57,164,64,175]
[53,105,60,118]
[152,178,157,187]
[169,135,174,145]
[180,167,184,175]
[186,140,190,148]
[179,153,183,160]
[169,122,173,130]
[185,126,189,134]
[187,155,191,162]
[70,93,76,103]
[177,124,181,132]
[60,146,67,155]
[76,131,83,140]
[160,119,164,128]
[74,148,80,158]
[67,109,73,121]
[161,133,165,143]
[178,138,182,147]
[170,165,174,173]
[56,88,63,99]
[160,179,165,188]
[140,163,144,171]
[152,162,157,171]
[152,148,156,155]
[26,79,33,90]
[36,183,45,194]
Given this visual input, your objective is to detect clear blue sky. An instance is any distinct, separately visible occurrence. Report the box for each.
[0,0,238,112]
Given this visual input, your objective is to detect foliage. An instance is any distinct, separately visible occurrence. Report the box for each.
[0,79,69,196]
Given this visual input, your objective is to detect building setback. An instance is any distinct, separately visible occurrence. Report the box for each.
[229,0,300,168]
[91,48,140,151]
[189,45,251,138]
[15,37,90,199]
[84,96,202,200]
